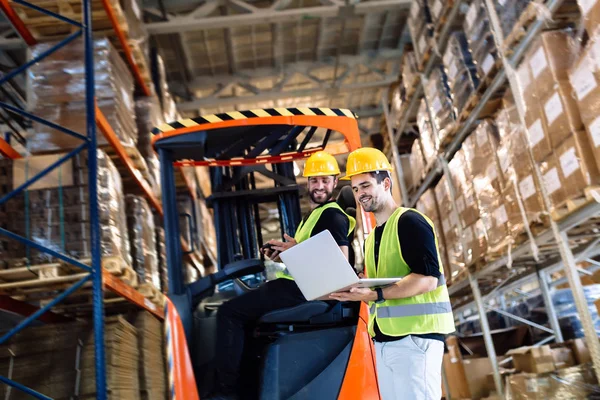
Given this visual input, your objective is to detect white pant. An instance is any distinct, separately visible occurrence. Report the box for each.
[374,336,444,400]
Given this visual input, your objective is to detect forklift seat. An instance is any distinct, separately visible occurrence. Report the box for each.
[258,301,331,324]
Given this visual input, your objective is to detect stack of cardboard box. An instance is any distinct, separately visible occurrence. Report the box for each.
[463,0,498,84]
[407,0,433,68]
[6,150,131,267]
[424,66,456,144]
[443,31,480,117]
[29,38,137,154]
[417,99,438,168]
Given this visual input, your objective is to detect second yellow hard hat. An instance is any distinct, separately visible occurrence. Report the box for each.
[342,147,393,180]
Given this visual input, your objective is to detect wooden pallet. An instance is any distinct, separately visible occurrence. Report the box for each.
[0,255,137,295]
[137,282,164,306]
[10,0,128,41]
[101,143,149,173]
[551,186,600,221]
[502,0,581,56]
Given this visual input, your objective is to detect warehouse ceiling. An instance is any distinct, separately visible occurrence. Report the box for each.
[143,0,411,142]
[144,0,411,240]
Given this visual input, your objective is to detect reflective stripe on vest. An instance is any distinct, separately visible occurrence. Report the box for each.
[376,302,453,318]
[276,202,356,280]
[365,207,455,337]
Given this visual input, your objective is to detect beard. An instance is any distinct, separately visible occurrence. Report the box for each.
[309,188,333,205]
[358,194,377,212]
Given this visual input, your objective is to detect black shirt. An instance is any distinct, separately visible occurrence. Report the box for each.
[372,210,445,343]
[301,201,351,245]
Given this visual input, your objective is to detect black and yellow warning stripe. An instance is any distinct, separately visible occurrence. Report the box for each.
[152,107,358,135]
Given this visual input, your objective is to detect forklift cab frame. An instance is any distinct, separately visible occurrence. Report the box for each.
[152,108,379,399]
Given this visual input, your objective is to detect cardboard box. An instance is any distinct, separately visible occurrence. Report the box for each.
[507,372,554,400]
[541,81,583,149]
[526,31,579,100]
[568,338,592,365]
[554,130,600,199]
[540,152,568,209]
[569,36,600,126]
[551,347,576,370]
[506,345,556,374]
[525,117,553,163]
[464,120,500,177]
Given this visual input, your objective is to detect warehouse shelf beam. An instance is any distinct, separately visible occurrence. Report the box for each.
[145,0,412,34]
[381,91,409,205]
[537,269,564,343]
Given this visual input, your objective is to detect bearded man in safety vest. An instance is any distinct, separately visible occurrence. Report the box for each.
[330,147,455,400]
[209,151,356,400]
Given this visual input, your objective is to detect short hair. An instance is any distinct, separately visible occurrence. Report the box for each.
[368,171,392,191]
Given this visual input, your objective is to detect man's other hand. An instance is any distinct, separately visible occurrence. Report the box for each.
[329,287,377,302]
[270,234,297,254]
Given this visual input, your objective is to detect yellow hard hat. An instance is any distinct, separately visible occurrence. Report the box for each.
[303,151,340,177]
[342,147,393,180]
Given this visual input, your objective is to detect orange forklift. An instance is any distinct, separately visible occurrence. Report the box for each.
[152,108,380,399]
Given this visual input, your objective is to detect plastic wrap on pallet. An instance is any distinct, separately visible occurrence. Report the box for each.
[155,221,168,293]
[463,0,499,84]
[408,0,433,66]
[443,32,480,116]
[29,38,137,153]
[409,138,426,188]
[435,175,464,276]
[25,150,132,266]
[155,54,180,122]
[554,284,600,339]
[524,31,579,100]
[416,189,451,280]
[449,150,479,228]
[425,65,456,144]
[401,51,420,98]
[417,99,437,166]
[126,195,160,289]
[135,96,164,197]
[494,0,534,39]
[507,364,600,399]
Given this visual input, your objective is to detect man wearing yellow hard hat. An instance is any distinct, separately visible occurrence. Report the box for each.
[330,147,455,400]
[210,151,355,399]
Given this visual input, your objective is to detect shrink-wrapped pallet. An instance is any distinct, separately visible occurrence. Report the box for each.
[416,189,451,280]
[29,38,137,153]
[8,150,131,267]
[407,0,433,67]
[424,65,456,144]
[417,99,437,167]
[126,195,160,289]
[409,139,426,187]
[463,0,499,83]
[135,96,164,197]
[443,31,480,117]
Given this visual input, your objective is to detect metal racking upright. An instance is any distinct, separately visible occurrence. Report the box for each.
[0,0,192,398]
[382,0,600,397]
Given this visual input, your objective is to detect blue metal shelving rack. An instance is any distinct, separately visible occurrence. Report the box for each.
[0,1,107,398]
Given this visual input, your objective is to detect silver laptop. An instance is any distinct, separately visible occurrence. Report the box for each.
[279,230,400,301]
